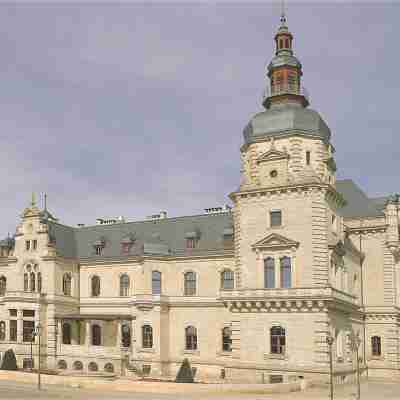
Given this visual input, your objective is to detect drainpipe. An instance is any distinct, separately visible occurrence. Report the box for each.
[359,224,368,379]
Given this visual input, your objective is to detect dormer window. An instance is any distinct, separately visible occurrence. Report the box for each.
[185,231,200,250]
[121,235,135,255]
[186,238,197,249]
[93,238,105,256]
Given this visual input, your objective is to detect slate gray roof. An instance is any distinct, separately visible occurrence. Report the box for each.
[335,179,385,219]
[47,212,233,259]
[243,103,331,145]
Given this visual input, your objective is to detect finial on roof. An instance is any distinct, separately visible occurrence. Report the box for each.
[280,0,287,26]
[31,192,36,207]
[44,193,48,211]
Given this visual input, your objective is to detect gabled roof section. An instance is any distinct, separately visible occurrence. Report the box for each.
[46,212,233,259]
[335,179,385,219]
[252,232,299,250]
[256,148,289,163]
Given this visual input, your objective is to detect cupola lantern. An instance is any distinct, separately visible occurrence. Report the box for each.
[263,12,309,109]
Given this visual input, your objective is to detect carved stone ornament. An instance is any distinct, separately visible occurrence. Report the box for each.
[252,233,300,251]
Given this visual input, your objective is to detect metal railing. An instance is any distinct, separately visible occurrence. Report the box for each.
[263,84,310,102]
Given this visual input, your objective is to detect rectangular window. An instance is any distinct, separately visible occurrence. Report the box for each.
[9,309,17,317]
[264,258,275,288]
[371,336,381,357]
[23,320,34,342]
[270,211,282,227]
[25,241,30,251]
[95,246,103,256]
[23,310,35,318]
[306,151,311,165]
[10,320,17,341]
[280,257,292,288]
[32,240,37,250]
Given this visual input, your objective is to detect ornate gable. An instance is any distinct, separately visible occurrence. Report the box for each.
[252,233,299,250]
[256,149,289,164]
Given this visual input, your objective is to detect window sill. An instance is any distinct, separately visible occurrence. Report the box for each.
[183,350,200,356]
[138,347,156,353]
[217,351,233,357]
[369,356,384,361]
[264,353,288,361]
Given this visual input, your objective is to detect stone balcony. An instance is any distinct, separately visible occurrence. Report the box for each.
[1,290,46,303]
[219,286,359,312]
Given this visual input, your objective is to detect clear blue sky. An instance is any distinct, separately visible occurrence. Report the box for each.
[0,1,399,235]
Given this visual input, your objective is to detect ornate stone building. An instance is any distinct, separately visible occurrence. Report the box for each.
[0,14,399,383]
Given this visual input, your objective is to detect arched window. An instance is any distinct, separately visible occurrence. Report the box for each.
[30,272,36,292]
[371,336,381,357]
[222,327,232,352]
[184,271,196,296]
[142,325,153,348]
[92,324,101,346]
[88,362,98,372]
[91,275,100,297]
[0,276,6,296]
[285,38,289,48]
[73,360,83,370]
[120,274,130,297]
[24,273,29,291]
[152,271,161,295]
[121,323,131,348]
[264,257,275,288]
[280,256,292,288]
[62,323,71,345]
[220,269,234,290]
[270,326,286,355]
[104,363,114,373]
[63,273,72,296]
[37,272,42,293]
[185,326,197,350]
[57,360,67,370]
[0,321,5,341]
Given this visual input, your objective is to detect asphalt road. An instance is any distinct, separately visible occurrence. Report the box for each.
[0,379,399,400]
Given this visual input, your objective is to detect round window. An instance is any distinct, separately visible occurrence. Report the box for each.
[270,170,278,178]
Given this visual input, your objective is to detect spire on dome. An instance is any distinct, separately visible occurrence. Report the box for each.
[262,8,309,109]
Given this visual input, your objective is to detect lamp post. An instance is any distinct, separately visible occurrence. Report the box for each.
[326,333,334,400]
[34,323,42,390]
[350,331,362,400]
[30,328,35,371]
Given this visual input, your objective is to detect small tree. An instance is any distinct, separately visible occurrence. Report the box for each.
[0,349,18,370]
[175,358,194,383]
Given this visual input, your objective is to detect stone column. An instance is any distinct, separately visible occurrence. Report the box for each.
[16,310,23,343]
[46,304,57,370]
[71,321,78,345]
[116,320,122,348]
[85,320,91,348]
[4,319,9,342]
[57,320,62,346]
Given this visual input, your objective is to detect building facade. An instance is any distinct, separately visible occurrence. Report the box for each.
[0,15,399,383]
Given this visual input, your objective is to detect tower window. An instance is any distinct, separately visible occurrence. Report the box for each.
[371,336,381,357]
[25,241,30,251]
[285,38,289,48]
[270,210,282,227]
[306,151,311,165]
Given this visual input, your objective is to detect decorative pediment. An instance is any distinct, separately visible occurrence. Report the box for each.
[256,149,289,164]
[252,233,299,250]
